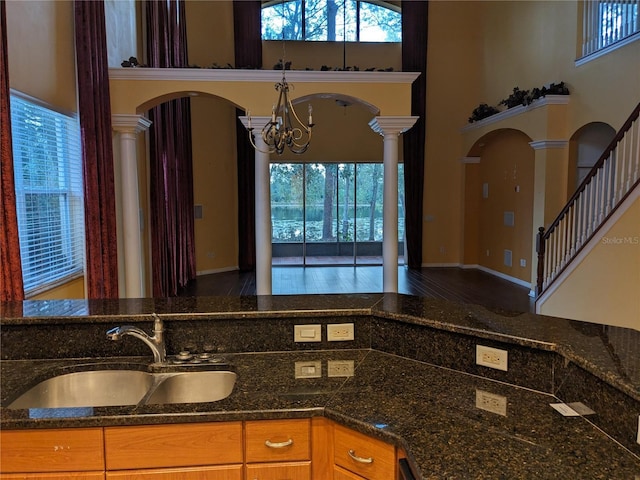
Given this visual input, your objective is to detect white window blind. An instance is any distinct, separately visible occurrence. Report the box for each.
[10,92,85,296]
[582,0,640,57]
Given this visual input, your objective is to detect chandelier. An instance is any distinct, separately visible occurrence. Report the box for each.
[247,71,314,155]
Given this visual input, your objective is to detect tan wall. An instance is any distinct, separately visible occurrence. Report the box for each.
[423,1,484,265]
[5,0,77,111]
[190,95,239,273]
[477,130,534,282]
[538,196,640,330]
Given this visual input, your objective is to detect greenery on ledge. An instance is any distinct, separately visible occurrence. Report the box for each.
[468,82,570,123]
[120,56,395,72]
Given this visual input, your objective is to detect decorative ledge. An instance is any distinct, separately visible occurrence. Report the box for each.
[109,67,420,84]
[460,95,570,133]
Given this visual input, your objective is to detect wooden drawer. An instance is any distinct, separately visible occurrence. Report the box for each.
[245,419,310,463]
[104,422,243,470]
[105,465,242,479]
[334,465,366,479]
[245,461,311,480]
[333,424,395,480]
[0,474,104,480]
[0,428,104,473]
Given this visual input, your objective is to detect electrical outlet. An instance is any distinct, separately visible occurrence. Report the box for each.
[520,258,526,267]
[327,360,354,377]
[476,345,508,371]
[327,323,354,341]
[294,361,321,379]
[475,389,507,416]
[294,324,322,342]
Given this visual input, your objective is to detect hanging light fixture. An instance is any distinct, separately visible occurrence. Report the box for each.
[247,71,314,155]
[247,0,314,155]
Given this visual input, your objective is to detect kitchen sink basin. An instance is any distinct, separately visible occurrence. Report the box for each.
[146,371,237,404]
[7,369,237,409]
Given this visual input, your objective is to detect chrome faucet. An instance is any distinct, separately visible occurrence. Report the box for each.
[107,313,166,364]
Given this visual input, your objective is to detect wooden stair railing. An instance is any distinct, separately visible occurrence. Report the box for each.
[536,102,640,296]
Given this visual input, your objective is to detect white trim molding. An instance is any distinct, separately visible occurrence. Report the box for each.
[528,139,569,150]
[110,67,420,84]
[461,156,481,164]
[112,114,152,133]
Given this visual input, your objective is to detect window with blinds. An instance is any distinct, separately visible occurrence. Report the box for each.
[10,92,85,296]
[581,0,640,59]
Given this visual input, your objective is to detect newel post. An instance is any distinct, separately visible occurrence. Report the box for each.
[536,227,546,296]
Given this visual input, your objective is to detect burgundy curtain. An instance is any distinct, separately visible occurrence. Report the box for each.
[0,0,24,302]
[402,1,428,269]
[146,0,196,297]
[233,1,262,271]
[74,0,119,298]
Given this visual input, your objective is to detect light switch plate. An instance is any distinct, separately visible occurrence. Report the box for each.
[295,361,321,379]
[294,324,322,342]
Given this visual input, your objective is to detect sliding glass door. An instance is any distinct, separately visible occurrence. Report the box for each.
[271,162,404,266]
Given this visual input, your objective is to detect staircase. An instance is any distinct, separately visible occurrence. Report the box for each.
[536,102,640,297]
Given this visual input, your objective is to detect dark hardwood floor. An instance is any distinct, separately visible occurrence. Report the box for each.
[178,266,535,314]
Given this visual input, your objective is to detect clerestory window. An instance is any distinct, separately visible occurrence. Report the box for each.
[262,0,401,42]
[10,92,85,296]
[580,0,639,59]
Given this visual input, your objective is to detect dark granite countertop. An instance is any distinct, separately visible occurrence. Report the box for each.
[1,350,639,478]
[2,293,638,400]
[1,293,639,478]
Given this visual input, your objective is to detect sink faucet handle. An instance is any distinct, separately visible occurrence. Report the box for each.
[152,313,163,334]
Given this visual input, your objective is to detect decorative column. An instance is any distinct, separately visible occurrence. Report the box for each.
[369,116,418,293]
[240,116,272,295]
[112,114,152,298]
[529,139,569,296]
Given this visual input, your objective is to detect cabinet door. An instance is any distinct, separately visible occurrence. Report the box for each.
[104,422,242,470]
[0,474,104,480]
[105,465,242,480]
[0,428,104,473]
[245,419,310,463]
[245,461,311,480]
[333,424,395,480]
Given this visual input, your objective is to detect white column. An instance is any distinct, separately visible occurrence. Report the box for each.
[112,114,152,298]
[240,116,273,295]
[369,116,418,293]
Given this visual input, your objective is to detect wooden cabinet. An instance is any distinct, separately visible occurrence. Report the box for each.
[0,427,104,479]
[333,424,396,480]
[103,422,243,479]
[105,465,242,479]
[245,419,311,480]
[1,418,398,480]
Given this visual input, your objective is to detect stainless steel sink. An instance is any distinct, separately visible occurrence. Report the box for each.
[145,371,237,405]
[7,369,237,409]
[8,370,154,409]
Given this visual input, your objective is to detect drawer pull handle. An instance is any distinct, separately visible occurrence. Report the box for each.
[265,438,294,448]
[348,449,374,464]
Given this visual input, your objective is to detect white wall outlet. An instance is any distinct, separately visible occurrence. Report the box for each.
[476,345,508,371]
[327,360,355,377]
[475,389,507,416]
[294,324,322,342]
[327,323,355,341]
[520,258,526,267]
[294,361,321,379]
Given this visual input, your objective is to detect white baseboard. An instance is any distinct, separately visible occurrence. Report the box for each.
[196,266,239,276]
